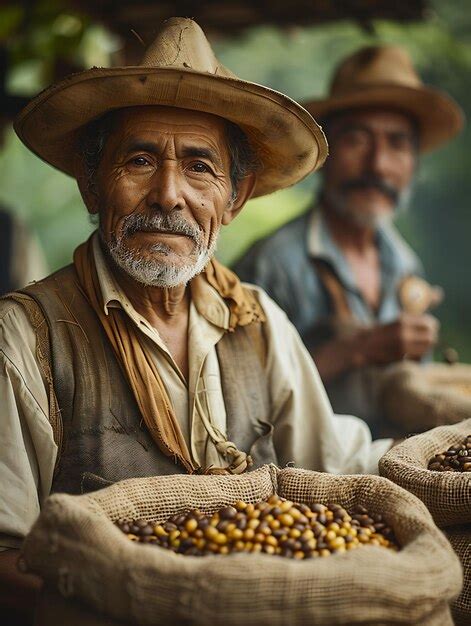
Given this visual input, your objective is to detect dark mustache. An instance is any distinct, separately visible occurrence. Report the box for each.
[341,176,399,204]
[122,212,203,243]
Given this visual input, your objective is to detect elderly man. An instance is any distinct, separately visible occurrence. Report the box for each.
[235,45,464,436]
[0,20,392,621]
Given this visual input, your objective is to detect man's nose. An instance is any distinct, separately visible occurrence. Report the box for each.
[146,163,185,212]
[367,137,393,178]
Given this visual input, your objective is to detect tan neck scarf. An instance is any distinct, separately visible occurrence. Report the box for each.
[73,236,265,474]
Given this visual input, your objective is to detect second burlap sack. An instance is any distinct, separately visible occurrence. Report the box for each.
[22,465,461,626]
[379,362,471,433]
[444,525,471,626]
[379,419,471,527]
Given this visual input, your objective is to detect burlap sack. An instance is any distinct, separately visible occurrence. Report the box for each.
[444,525,470,626]
[379,362,471,433]
[379,420,471,527]
[23,466,461,626]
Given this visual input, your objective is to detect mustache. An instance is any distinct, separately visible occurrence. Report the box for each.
[120,212,204,245]
[340,176,399,204]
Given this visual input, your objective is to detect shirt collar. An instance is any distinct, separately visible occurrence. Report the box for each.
[91,231,231,331]
[307,206,420,291]
[307,207,358,291]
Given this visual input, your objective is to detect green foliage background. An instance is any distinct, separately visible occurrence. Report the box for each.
[0,0,470,357]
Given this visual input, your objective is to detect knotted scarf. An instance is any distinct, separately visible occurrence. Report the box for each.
[73,235,265,473]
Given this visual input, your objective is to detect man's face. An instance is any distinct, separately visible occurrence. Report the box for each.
[322,109,417,227]
[89,106,238,287]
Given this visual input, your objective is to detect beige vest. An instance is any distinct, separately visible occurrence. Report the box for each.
[9,265,277,494]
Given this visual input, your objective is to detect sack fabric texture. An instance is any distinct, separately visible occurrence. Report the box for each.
[379,419,471,527]
[379,362,471,433]
[379,421,471,625]
[22,465,461,626]
[444,525,470,626]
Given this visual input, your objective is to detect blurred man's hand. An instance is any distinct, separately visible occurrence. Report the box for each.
[358,313,439,365]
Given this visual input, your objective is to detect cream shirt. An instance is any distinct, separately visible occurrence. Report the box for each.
[0,234,391,549]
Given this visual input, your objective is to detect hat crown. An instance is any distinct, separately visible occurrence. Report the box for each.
[330,45,422,96]
[141,17,236,79]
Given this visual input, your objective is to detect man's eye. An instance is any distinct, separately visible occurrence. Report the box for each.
[190,161,211,173]
[131,156,150,166]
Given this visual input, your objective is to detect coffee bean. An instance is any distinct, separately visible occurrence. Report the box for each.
[116,497,398,558]
[428,435,471,472]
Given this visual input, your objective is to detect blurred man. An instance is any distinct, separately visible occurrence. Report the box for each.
[235,46,464,436]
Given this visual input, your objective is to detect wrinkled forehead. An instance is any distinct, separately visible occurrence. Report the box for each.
[109,105,230,150]
[326,107,416,136]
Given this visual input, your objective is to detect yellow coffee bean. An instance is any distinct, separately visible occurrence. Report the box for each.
[279,514,295,527]
[219,545,230,555]
[228,528,244,541]
[185,518,198,533]
[251,543,263,553]
[269,519,281,530]
[328,536,345,550]
[153,525,167,537]
[214,533,228,545]
[254,533,266,543]
[264,544,276,555]
[265,535,278,547]
[169,530,180,542]
[305,538,316,551]
[289,508,302,520]
[289,528,301,539]
[280,501,293,513]
[293,551,305,560]
[127,534,139,541]
[301,529,314,541]
[244,528,255,541]
[205,526,218,540]
[248,519,260,530]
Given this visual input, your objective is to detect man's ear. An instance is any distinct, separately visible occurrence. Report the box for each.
[222,172,257,226]
[76,161,100,215]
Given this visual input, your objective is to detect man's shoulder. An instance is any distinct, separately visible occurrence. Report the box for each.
[0,264,76,327]
[379,223,424,275]
[234,211,311,275]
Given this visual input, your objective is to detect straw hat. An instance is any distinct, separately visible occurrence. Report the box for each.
[14,17,327,198]
[303,45,464,153]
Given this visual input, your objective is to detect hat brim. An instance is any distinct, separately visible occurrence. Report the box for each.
[14,67,328,198]
[303,84,464,153]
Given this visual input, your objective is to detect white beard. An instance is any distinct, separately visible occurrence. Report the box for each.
[100,211,219,287]
[105,237,218,288]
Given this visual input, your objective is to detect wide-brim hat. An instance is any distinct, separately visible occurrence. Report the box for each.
[14,17,328,198]
[303,46,464,153]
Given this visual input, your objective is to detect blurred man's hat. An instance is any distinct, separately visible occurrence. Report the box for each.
[14,17,328,198]
[303,45,464,152]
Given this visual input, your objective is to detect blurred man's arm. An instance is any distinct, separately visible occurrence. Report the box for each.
[311,313,439,383]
